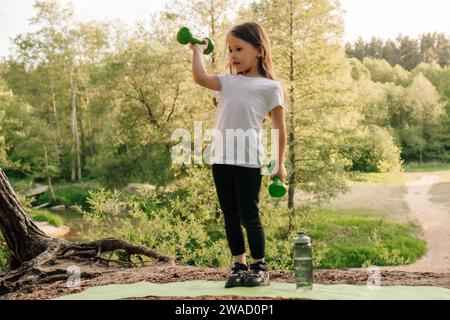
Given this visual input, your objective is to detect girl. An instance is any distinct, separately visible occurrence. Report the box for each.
[190,22,287,288]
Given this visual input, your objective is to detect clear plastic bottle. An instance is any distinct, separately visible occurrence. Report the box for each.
[294,232,313,291]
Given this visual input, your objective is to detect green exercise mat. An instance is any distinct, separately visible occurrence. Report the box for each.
[54,280,450,300]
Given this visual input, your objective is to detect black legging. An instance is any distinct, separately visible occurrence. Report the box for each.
[212,164,265,260]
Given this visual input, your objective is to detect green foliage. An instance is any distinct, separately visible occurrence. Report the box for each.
[2,0,450,194]
[361,57,411,86]
[0,110,6,163]
[346,171,406,185]
[8,177,34,195]
[0,233,10,273]
[36,185,93,208]
[363,58,396,83]
[81,175,230,267]
[80,174,426,270]
[349,58,371,81]
[29,209,64,227]
[242,0,355,202]
[404,161,450,172]
[298,208,426,269]
[341,126,402,173]
[0,79,60,180]
[89,143,176,189]
[346,33,450,70]
[399,126,427,160]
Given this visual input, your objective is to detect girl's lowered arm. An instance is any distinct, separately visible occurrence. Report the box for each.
[270,106,287,181]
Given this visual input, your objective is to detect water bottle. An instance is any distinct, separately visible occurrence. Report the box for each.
[294,232,313,291]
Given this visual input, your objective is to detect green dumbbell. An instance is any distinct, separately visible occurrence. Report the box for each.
[177,27,215,55]
[268,160,287,198]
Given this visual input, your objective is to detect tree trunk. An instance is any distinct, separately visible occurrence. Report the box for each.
[0,169,174,295]
[0,170,53,264]
[50,82,65,180]
[88,114,94,158]
[70,72,82,182]
[85,93,95,158]
[43,145,56,201]
[287,1,297,233]
[78,96,86,172]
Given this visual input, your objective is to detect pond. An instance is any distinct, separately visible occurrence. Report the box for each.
[48,209,89,241]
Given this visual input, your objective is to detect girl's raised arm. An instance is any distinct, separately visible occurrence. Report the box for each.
[190,41,221,91]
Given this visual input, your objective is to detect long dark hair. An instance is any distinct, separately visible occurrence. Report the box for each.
[226,22,277,80]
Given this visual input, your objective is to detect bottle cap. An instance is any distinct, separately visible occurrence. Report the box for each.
[294,232,311,244]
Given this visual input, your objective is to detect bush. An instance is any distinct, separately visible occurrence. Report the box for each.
[29,209,64,227]
[36,186,93,208]
[341,126,403,173]
[80,169,426,270]
[81,165,229,267]
[300,208,426,269]
[88,143,176,189]
[0,234,10,273]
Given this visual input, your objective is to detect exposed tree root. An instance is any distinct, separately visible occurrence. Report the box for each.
[0,238,175,295]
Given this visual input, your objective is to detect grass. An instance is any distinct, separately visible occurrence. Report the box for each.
[404,162,450,172]
[346,171,407,185]
[0,205,427,273]
[35,186,96,208]
[324,183,410,223]
[28,209,64,228]
[429,182,450,207]
[298,207,426,269]
[8,177,35,194]
[260,203,426,269]
[7,178,101,209]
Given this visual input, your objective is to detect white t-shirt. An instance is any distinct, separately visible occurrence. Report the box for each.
[209,74,285,171]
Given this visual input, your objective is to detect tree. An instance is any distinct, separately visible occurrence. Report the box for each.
[412,63,450,161]
[86,22,191,187]
[381,39,400,66]
[352,36,368,61]
[404,73,446,162]
[349,58,370,81]
[340,125,402,173]
[242,0,354,230]
[0,169,174,294]
[420,32,438,63]
[397,35,422,71]
[0,111,6,166]
[367,37,384,59]
[362,57,395,83]
[436,33,450,67]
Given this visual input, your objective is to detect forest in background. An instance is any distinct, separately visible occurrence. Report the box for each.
[0,0,448,192]
[1,0,447,273]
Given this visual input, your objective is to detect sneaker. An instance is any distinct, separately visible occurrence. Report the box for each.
[224,262,249,288]
[244,261,270,287]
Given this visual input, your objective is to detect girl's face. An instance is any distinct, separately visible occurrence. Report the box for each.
[227,35,262,76]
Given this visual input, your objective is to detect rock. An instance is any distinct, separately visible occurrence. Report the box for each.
[34,202,51,209]
[68,205,81,211]
[49,205,66,211]
[124,183,156,194]
[119,202,127,213]
[35,221,70,238]
[23,184,49,197]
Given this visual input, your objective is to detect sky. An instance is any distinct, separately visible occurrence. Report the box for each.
[0,0,450,57]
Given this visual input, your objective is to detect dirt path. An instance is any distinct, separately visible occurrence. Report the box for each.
[384,174,450,273]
